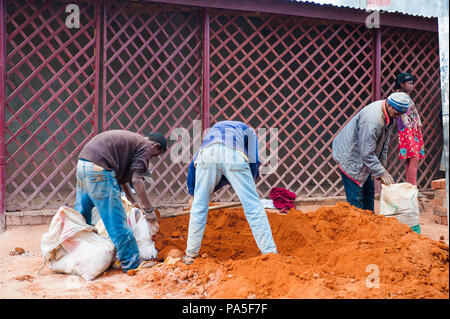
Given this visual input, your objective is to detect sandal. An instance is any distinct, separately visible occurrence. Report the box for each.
[182,255,196,265]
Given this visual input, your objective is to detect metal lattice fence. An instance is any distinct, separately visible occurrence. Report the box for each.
[5,0,97,210]
[209,12,374,201]
[381,27,444,189]
[103,1,202,205]
[2,0,444,212]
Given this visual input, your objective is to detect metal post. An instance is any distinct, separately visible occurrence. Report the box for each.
[373,27,382,195]
[0,0,6,233]
[373,27,381,101]
[102,1,107,132]
[202,8,210,131]
[438,0,449,226]
[94,0,101,135]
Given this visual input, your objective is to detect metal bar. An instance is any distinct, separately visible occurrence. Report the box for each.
[6,3,66,62]
[12,114,93,204]
[267,47,373,195]
[6,82,94,183]
[5,0,97,210]
[19,117,93,208]
[380,27,443,190]
[373,27,382,194]
[104,12,199,129]
[0,0,6,231]
[103,10,192,113]
[7,3,92,76]
[94,0,101,135]
[373,27,381,101]
[202,7,210,130]
[142,0,438,32]
[104,27,198,128]
[438,0,449,226]
[102,0,107,131]
[6,54,96,146]
[6,20,96,107]
[210,23,347,123]
[104,6,161,68]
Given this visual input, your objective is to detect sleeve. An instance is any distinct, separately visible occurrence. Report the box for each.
[186,160,196,196]
[380,128,392,168]
[213,176,230,192]
[358,120,385,178]
[130,147,150,180]
[244,126,260,180]
[187,151,231,195]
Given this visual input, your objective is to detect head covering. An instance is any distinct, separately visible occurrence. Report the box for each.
[395,72,415,87]
[387,92,410,114]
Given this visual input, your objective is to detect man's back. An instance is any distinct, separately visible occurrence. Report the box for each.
[332,100,392,184]
[201,121,257,163]
[79,130,151,185]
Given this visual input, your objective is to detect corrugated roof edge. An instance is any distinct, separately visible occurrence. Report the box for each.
[288,0,438,18]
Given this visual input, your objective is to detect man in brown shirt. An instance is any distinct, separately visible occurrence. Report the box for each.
[75,130,167,272]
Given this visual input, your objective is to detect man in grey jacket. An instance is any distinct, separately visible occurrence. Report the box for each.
[332,92,411,211]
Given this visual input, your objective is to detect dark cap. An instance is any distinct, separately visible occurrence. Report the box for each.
[395,72,415,87]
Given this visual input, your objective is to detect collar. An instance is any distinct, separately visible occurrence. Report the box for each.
[382,100,390,126]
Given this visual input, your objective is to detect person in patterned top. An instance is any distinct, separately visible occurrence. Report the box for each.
[394,73,425,191]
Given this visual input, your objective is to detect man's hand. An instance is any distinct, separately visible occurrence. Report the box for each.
[144,208,158,222]
[379,170,395,185]
[132,202,145,211]
[145,208,160,235]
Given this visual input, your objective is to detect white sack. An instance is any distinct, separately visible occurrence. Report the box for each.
[95,197,158,262]
[380,182,420,227]
[41,206,116,281]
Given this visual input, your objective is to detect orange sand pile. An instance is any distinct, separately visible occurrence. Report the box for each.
[152,202,448,299]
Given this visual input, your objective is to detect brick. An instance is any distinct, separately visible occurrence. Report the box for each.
[22,215,42,225]
[6,215,21,226]
[431,179,446,190]
[434,190,448,199]
[42,216,53,225]
[433,206,448,216]
[433,214,449,225]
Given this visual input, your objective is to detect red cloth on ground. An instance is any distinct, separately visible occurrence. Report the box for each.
[269,187,296,214]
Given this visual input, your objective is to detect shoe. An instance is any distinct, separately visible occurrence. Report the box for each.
[182,255,195,265]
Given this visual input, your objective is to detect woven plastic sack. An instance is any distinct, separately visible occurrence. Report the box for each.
[95,197,158,263]
[380,182,420,228]
[128,207,158,260]
[40,206,116,281]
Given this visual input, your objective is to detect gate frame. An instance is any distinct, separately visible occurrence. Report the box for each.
[0,0,441,231]
[1,0,6,231]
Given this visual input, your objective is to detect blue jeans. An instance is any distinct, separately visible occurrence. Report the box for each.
[74,160,140,272]
[185,143,278,257]
[341,171,375,212]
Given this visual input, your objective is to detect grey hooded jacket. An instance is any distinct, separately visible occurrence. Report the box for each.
[332,100,394,186]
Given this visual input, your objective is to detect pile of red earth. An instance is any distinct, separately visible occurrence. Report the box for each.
[150,202,448,299]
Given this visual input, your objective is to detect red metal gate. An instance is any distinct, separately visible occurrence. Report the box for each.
[103,1,202,205]
[381,27,443,189]
[4,0,98,211]
[1,0,444,213]
[208,12,374,201]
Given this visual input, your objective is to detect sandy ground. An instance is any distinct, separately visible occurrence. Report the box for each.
[0,200,448,299]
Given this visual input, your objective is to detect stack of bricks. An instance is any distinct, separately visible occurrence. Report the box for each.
[431,179,448,225]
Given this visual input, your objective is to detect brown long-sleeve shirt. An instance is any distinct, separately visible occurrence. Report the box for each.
[78,130,152,185]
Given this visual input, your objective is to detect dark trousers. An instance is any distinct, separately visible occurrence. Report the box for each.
[340,172,375,212]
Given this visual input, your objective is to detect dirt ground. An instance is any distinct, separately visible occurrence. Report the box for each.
[0,200,448,299]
